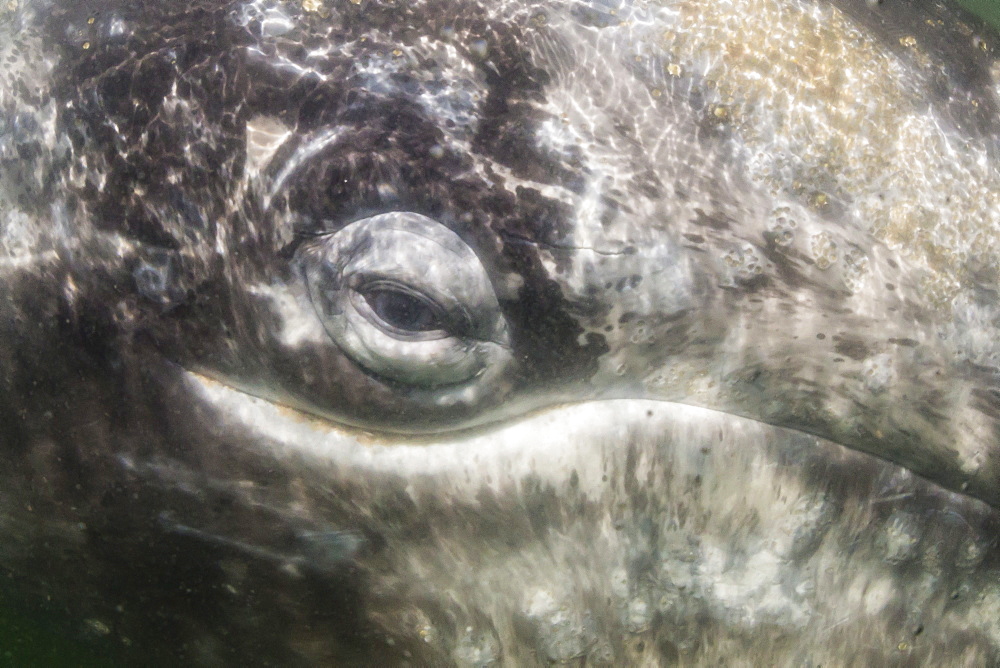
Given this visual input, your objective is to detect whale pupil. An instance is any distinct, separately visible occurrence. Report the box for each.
[362,287,443,332]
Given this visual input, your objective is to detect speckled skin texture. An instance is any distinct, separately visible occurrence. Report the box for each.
[3,0,1000,664]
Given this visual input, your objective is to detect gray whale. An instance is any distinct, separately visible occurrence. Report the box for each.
[3,0,1000,663]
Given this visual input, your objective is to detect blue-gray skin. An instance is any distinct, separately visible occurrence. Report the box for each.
[3,0,1000,663]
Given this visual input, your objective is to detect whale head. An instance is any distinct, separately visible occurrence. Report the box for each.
[3,0,1000,663]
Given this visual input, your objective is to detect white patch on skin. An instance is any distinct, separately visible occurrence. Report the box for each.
[861,353,894,394]
[0,247,57,269]
[861,578,896,616]
[0,209,48,263]
[245,116,292,177]
[245,46,331,84]
[946,293,1000,368]
[879,511,920,563]
[523,589,595,662]
[701,544,811,627]
[184,369,626,494]
[246,282,329,347]
[452,625,500,667]
[0,23,63,266]
[264,126,348,209]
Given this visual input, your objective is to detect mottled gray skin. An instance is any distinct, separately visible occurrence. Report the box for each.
[3,0,1000,664]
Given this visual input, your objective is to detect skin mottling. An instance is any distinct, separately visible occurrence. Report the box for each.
[183,377,1000,663]
[656,0,1000,316]
[3,0,1000,664]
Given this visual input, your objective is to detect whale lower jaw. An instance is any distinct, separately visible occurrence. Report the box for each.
[170,370,1000,664]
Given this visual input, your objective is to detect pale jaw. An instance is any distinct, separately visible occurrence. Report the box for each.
[180,370,1000,665]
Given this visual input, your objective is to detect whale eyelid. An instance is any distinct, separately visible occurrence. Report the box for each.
[297,211,512,389]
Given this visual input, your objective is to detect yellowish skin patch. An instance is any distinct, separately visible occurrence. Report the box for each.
[653,0,999,312]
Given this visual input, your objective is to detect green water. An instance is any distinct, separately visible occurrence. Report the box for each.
[960,0,1000,30]
[0,601,121,667]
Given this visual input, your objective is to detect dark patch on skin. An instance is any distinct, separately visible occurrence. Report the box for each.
[522,475,566,537]
[657,638,681,663]
[972,389,1000,420]
[633,169,666,200]
[758,237,852,303]
[660,308,691,325]
[832,334,871,361]
[788,376,822,388]
[501,186,576,250]
[683,233,704,243]
[731,272,770,292]
[46,2,250,249]
[758,241,809,291]
[972,280,1000,308]
[968,363,1000,378]
[888,337,919,347]
[691,208,732,230]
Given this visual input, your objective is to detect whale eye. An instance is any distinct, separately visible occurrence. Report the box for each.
[297,212,512,389]
[354,281,447,336]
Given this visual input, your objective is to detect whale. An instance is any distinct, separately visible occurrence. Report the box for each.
[3,0,1000,663]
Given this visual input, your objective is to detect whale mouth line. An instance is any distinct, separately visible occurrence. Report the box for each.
[174,371,992,512]
[182,368,816,449]
[182,371,993,510]
[184,368,987,513]
[185,369,598,447]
